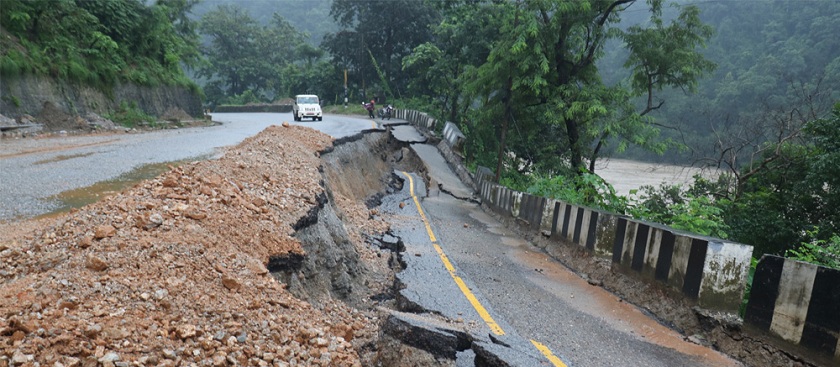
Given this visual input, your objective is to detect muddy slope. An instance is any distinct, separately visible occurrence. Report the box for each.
[0,125,377,366]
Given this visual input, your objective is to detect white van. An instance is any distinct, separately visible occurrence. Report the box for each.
[293,94,322,121]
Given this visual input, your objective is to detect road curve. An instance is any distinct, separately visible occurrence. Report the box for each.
[0,112,374,221]
[383,134,740,366]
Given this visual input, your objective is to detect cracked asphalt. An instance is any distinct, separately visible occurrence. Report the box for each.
[383,128,740,367]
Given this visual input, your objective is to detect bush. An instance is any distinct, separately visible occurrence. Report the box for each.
[528,172,630,214]
[105,101,155,128]
[786,230,840,269]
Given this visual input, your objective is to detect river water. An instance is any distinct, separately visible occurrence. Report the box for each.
[594,158,719,197]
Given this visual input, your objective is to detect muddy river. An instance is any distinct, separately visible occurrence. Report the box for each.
[594,158,719,197]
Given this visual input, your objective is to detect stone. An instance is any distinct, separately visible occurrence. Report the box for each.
[213,330,227,341]
[176,324,197,339]
[100,352,120,363]
[12,350,33,364]
[147,213,164,228]
[85,254,109,271]
[154,289,168,300]
[84,324,102,338]
[94,225,116,239]
[222,275,241,291]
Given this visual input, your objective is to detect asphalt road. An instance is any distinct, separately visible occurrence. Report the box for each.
[383,136,741,366]
[0,112,376,221]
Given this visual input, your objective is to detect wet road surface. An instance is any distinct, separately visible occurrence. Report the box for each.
[0,112,376,221]
[383,133,740,366]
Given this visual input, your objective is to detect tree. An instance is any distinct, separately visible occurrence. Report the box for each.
[0,0,199,88]
[199,5,266,97]
[452,0,715,180]
[323,0,439,100]
[199,5,323,101]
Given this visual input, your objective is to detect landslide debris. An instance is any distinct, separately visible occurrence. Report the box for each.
[0,125,382,366]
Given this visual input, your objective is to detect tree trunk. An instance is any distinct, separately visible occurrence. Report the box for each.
[495,4,519,182]
[566,118,583,173]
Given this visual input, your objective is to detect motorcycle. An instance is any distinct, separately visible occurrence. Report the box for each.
[377,104,394,120]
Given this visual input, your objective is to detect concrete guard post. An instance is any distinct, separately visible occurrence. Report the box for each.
[473,165,753,315]
[745,255,840,361]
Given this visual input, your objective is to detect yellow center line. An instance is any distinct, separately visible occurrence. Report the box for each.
[531,340,568,367]
[402,171,502,335]
[400,170,569,367]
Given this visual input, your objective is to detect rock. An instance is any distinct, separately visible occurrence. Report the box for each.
[102,327,130,340]
[18,114,36,124]
[162,176,179,188]
[84,324,102,338]
[236,332,247,343]
[147,213,164,228]
[85,254,109,271]
[11,330,25,342]
[84,112,116,130]
[64,356,81,367]
[213,330,227,341]
[154,289,168,300]
[176,324,197,339]
[79,236,93,249]
[100,352,120,363]
[12,350,33,364]
[185,211,207,220]
[282,122,290,127]
[94,225,116,239]
[222,275,241,291]
[212,352,227,366]
[162,349,177,359]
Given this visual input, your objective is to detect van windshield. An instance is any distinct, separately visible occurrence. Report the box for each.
[297,96,318,104]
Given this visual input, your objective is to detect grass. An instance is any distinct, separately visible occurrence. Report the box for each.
[323,103,369,116]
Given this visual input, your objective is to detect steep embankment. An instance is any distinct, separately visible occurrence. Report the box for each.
[0,125,386,366]
[0,74,202,122]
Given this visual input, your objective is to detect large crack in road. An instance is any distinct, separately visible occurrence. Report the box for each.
[0,119,769,366]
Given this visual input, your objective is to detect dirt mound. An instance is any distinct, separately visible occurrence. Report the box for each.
[34,101,79,131]
[160,107,193,122]
[0,125,376,366]
[83,112,117,130]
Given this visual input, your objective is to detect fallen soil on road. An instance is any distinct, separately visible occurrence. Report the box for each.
[0,125,395,366]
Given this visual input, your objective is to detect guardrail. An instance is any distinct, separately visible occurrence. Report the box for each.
[745,255,840,360]
[395,102,838,364]
[475,172,754,313]
[213,105,292,113]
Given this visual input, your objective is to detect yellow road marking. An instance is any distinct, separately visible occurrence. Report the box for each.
[400,170,569,366]
[531,340,568,367]
[402,171,502,335]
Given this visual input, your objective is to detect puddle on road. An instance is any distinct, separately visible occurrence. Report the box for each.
[514,249,739,367]
[33,152,95,165]
[40,156,210,217]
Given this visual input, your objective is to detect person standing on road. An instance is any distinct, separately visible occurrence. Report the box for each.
[365,99,376,118]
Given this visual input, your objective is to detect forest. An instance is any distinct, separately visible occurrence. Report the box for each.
[1,0,838,268]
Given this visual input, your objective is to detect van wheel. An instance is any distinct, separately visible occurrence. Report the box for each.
[318,117,322,121]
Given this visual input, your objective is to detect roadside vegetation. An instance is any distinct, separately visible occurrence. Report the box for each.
[0,0,200,91]
[2,0,837,268]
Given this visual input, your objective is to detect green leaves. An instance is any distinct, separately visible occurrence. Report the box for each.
[0,0,199,89]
